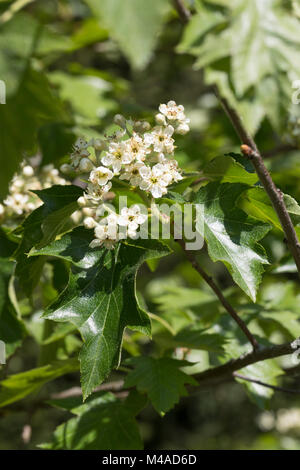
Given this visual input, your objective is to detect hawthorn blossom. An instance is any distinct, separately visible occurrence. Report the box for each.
[159,101,186,122]
[126,133,151,162]
[101,141,133,173]
[118,205,148,237]
[89,166,113,186]
[158,101,190,134]
[119,161,145,186]
[90,213,119,249]
[144,125,175,154]
[139,164,170,198]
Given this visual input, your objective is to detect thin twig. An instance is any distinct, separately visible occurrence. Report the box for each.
[176,238,259,351]
[214,88,300,277]
[233,372,300,394]
[263,143,298,159]
[192,340,297,389]
[173,0,191,23]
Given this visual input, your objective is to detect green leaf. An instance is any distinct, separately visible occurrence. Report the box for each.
[38,123,76,164]
[194,183,271,301]
[203,154,258,185]
[178,0,300,133]
[38,229,171,398]
[238,187,300,234]
[49,72,115,126]
[124,357,197,414]
[85,0,170,70]
[0,259,27,357]
[236,359,282,409]
[41,391,144,450]
[155,326,227,354]
[0,359,79,407]
[0,13,68,197]
[14,185,82,295]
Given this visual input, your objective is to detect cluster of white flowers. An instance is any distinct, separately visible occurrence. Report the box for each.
[0,163,68,222]
[62,101,189,249]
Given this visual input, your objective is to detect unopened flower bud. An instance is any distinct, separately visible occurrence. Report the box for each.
[155,113,167,126]
[77,196,87,207]
[79,158,94,172]
[140,121,151,131]
[176,123,190,135]
[22,165,34,177]
[94,139,107,151]
[113,114,126,127]
[60,163,72,174]
[84,217,97,229]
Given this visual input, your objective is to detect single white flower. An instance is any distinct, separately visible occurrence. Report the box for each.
[126,133,151,162]
[84,181,112,203]
[159,101,186,122]
[144,125,175,154]
[139,164,170,198]
[101,141,133,173]
[118,205,148,232]
[120,161,145,186]
[89,166,113,186]
[90,213,119,249]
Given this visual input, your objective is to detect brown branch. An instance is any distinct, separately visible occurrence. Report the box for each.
[214,89,300,277]
[192,340,296,389]
[176,238,258,351]
[263,143,298,159]
[233,372,300,395]
[50,380,125,400]
[173,0,191,23]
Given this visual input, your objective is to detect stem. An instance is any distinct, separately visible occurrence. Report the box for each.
[173,0,191,23]
[215,88,300,278]
[175,237,259,351]
[193,340,297,388]
[0,0,35,24]
[233,373,300,395]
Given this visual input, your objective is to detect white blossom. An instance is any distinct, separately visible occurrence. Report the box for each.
[144,125,175,154]
[159,101,186,122]
[119,161,145,186]
[89,166,113,186]
[139,164,170,198]
[90,213,119,249]
[118,205,147,236]
[101,141,133,173]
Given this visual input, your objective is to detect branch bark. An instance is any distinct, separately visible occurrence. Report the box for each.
[173,0,191,23]
[233,372,300,395]
[193,340,296,389]
[214,88,300,278]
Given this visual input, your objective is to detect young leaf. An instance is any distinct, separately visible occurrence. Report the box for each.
[0,259,27,357]
[38,229,171,398]
[124,357,197,414]
[236,360,283,409]
[203,155,258,185]
[85,0,170,70]
[14,185,82,295]
[0,359,79,407]
[238,187,300,235]
[194,182,271,301]
[40,391,145,450]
